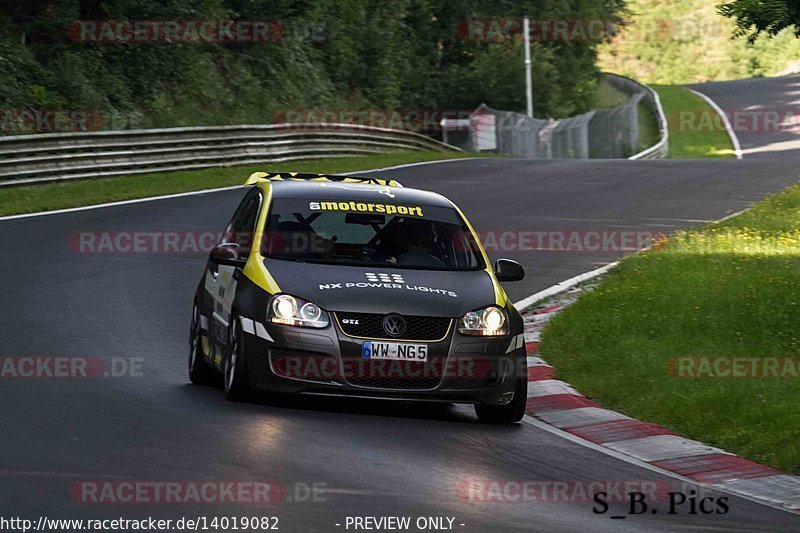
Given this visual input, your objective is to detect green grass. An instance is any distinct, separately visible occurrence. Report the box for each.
[540,183,800,473]
[0,152,474,216]
[636,100,660,154]
[594,78,660,155]
[594,79,631,109]
[653,85,735,159]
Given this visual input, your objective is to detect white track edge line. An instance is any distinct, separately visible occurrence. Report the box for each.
[0,185,243,221]
[689,88,743,160]
[715,208,750,224]
[522,416,798,515]
[0,156,479,222]
[351,156,480,175]
[513,261,619,312]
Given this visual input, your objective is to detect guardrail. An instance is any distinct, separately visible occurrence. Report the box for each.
[446,73,668,160]
[603,74,669,160]
[0,124,461,187]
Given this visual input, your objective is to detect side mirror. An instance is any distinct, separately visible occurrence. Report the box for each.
[495,258,525,282]
[210,243,246,267]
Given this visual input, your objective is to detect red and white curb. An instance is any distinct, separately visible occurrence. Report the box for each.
[519,286,800,513]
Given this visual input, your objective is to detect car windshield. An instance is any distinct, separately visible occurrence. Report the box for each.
[263,197,485,271]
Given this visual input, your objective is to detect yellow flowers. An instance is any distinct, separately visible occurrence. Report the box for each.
[666,227,800,256]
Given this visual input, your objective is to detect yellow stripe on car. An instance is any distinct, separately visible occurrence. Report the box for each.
[241,179,281,294]
[448,200,509,308]
[244,171,401,188]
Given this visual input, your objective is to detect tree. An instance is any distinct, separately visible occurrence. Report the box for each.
[719,0,800,40]
[0,0,628,130]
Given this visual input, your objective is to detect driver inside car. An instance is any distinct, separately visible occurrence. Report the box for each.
[388,220,446,268]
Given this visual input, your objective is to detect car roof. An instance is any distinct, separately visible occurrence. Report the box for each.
[247,172,455,208]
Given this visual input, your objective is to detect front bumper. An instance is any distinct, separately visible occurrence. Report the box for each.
[243,318,527,406]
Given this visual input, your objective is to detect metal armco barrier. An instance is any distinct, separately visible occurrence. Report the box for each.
[449,73,668,160]
[603,74,670,160]
[0,124,461,187]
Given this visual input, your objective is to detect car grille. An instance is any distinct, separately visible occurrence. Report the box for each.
[341,356,446,390]
[336,312,452,341]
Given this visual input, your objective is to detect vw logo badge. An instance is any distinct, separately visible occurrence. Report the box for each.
[382,314,407,338]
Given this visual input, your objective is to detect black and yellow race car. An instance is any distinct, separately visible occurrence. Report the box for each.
[189,172,528,423]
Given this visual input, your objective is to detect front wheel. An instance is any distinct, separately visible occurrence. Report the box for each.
[474,376,527,424]
[223,315,252,402]
[188,302,214,385]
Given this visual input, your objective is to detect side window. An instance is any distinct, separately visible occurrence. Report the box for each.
[220,189,262,259]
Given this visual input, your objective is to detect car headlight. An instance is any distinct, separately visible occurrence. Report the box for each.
[268,294,329,328]
[458,306,508,336]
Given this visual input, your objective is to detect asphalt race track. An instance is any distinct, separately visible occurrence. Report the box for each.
[690,74,800,159]
[2,139,800,531]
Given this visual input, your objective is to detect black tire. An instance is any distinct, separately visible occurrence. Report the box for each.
[223,315,252,402]
[188,302,214,385]
[474,375,527,424]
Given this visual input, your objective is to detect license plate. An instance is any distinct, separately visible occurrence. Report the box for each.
[362,341,428,361]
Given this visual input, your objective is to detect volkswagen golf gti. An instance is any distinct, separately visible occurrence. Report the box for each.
[189,171,528,423]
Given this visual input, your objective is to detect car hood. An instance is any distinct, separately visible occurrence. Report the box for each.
[263,258,497,317]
